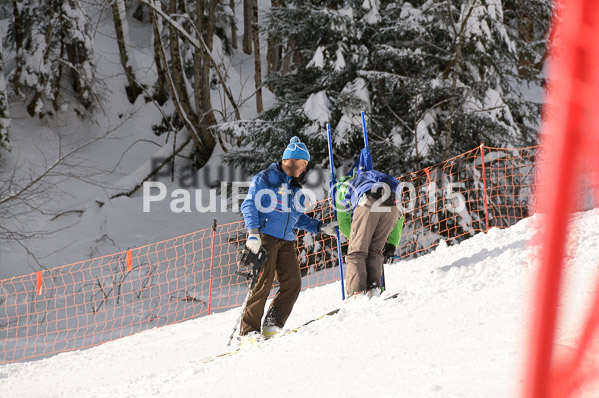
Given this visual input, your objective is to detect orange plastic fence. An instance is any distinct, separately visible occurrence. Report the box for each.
[0,145,539,364]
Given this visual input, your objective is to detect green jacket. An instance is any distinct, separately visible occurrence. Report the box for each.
[334,175,405,247]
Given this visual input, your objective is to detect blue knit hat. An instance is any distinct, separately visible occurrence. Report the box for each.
[282,136,310,161]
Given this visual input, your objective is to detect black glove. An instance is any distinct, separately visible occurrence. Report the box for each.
[383,243,396,264]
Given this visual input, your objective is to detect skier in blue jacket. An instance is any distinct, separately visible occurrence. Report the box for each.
[239,136,336,341]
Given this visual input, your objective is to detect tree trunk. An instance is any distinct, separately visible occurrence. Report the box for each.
[193,0,205,119]
[112,0,141,102]
[111,0,142,103]
[230,0,237,50]
[149,1,203,150]
[202,0,219,122]
[199,0,218,163]
[266,0,283,75]
[145,0,221,167]
[242,0,252,54]
[0,27,10,151]
[445,39,462,158]
[444,3,474,158]
[251,0,263,113]
[11,0,24,94]
[193,0,217,165]
[168,0,198,126]
[150,0,168,104]
[518,17,535,77]
[52,30,64,112]
[281,40,294,75]
[266,36,281,74]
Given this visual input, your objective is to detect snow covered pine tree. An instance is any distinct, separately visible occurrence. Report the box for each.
[7,0,100,117]
[222,0,551,175]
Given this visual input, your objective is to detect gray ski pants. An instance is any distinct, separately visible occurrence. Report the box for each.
[345,195,400,296]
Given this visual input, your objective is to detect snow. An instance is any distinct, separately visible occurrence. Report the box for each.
[302,90,331,124]
[459,0,516,56]
[400,2,422,20]
[337,4,355,19]
[413,109,436,158]
[335,78,371,137]
[2,210,599,397]
[342,77,370,106]
[462,87,519,145]
[333,45,346,71]
[362,0,381,25]
[0,2,583,394]
[307,46,325,69]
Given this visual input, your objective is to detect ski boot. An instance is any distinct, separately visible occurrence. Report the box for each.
[262,306,282,338]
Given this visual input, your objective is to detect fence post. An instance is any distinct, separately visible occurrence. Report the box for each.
[208,219,217,315]
[126,249,132,272]
[480,143,490,232]
[36,271,43,296]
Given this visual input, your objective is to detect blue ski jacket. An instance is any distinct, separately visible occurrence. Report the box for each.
[241,162,322,241]
[343,169,401,210]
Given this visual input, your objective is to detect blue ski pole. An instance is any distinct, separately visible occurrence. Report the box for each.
[361,111,370,152]
[327,123,346,300]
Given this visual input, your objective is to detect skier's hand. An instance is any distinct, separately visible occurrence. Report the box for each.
[383,243,396,264]
[246,232,262,254]
[320,221,338,237]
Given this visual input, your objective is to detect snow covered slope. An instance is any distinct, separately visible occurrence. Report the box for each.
[2,211,599,397]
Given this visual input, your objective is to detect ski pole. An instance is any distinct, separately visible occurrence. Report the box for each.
[208,219,217,315]
[227,275,259,346]
[327,123,346,300]
[361,111,370,152]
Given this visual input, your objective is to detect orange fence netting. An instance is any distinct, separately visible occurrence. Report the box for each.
[0,145,540,363]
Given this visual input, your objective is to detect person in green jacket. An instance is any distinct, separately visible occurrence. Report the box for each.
[323,170,405,298]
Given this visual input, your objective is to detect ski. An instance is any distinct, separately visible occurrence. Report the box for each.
[206,291,403,363]
[205,307,341,363]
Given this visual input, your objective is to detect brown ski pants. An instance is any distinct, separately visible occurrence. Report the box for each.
[345,195,400,296]
[240,234,301,335]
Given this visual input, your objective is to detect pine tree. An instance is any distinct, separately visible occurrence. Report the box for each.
[7,0,102,117]
[61,0,98,109]
[222,0,364,174]
[221,0,552,177]
[14,0,54,117]
[368,0,552,169]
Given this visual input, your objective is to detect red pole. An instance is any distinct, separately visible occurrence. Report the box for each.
[208,219,217,315]
[525,125,578,398]
[479,144,490,233]
[523,0,596,396]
